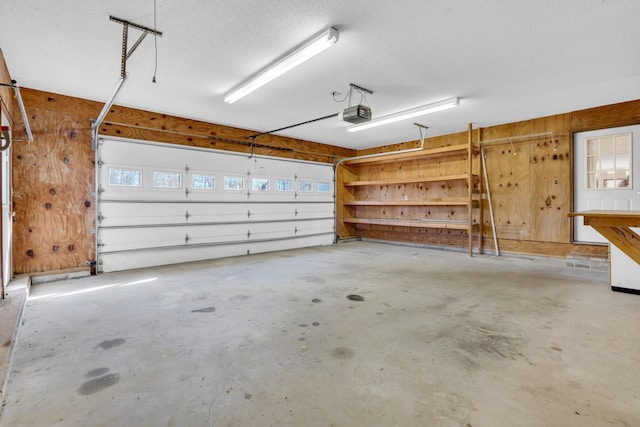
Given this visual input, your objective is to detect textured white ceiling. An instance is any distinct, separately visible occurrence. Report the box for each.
[1,0,639,149]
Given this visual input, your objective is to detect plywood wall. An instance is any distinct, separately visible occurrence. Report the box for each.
[11,93,99,274]
[339,100,640,258]
[11,85,640,273]
[11,89,355,274]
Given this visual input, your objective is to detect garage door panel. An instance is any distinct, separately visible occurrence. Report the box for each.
[98,202,333,227]
[96,137,335,272]
[98,232,333,273]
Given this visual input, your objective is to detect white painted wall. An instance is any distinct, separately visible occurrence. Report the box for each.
[611,243,640,291]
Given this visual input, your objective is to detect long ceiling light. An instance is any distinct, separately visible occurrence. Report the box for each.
[224,26,339,104]
[347,97,459,132]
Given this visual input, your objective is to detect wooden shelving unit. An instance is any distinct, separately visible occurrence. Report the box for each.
[343,173,477,187]
[337,124,483,255]
[342,143,478,165]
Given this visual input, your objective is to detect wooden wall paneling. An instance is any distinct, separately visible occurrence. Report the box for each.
[13,88,352,274]
[341,101,639,258]
[497,239,608,258]
[570,99,640,133]
[336,164,358,238]
[528,114,571,243]
[354,131,467,157]
[482,139,531,240]
[12,105,95,274]
[100,104,354,164]
[357,227,469,248]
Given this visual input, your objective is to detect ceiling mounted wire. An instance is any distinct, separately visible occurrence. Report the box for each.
[152,0,158,83]
[332,83,373,107]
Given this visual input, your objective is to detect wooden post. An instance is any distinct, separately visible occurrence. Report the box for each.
[468,123,473,256]
[477,127,483,255]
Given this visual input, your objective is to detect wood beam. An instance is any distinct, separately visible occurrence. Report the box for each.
[590,226,640,265]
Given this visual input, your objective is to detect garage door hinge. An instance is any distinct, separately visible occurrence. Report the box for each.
[246,190,251,198]
[185,211,190,221]
[295,227,298,234]
[247,230,251,238]
[185,234,190,244]
[97,213,105,223]
[97,186,105,194]
[185,188,190,198]
[295,209,298,216]
[97,241,104,248]
[185,164,190,174]
[247,210,251,218]
[294,192,298,198]
[97,158,104,166]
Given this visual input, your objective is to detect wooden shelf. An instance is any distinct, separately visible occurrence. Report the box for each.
[343,217,477,230]
[343,174,477,187]
[342,144,478,165]
[337,124,483,255]
[343,197,479,207]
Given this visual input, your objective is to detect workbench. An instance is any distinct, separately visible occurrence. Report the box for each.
[568,210,640,294]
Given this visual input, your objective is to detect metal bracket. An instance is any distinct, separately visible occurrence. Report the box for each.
[92,17,163,149]
[110,16,163,79]
[414,123,429,146]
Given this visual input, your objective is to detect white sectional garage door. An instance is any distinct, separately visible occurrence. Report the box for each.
[95,137,335,273]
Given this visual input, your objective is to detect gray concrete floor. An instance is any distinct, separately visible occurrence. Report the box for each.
[0,241,638,427]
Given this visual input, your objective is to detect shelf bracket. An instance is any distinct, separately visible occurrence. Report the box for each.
[414,123,429,147]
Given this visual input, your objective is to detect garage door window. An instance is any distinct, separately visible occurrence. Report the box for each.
[224,176,245,191]
[192,174,215,190]
[276,179,293,191]
[252,178,270,191]
[109,168,142,187]
[298,181,313,192]
[317,181,331,193]
[154,171,182,188]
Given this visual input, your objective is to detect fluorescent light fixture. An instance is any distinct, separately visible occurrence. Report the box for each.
[224,26,339,104]
[347,97,459,132]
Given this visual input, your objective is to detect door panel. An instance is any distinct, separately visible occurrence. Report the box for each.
[573,125,640,243]
[1,109,11,292]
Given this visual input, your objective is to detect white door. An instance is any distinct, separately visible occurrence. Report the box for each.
[573,124,640,243]
[96,137,335,273]
[1,110,11,291]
